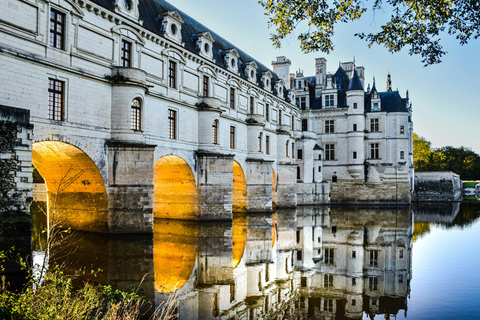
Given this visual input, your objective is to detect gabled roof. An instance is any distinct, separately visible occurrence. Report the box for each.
[90,0,286,91]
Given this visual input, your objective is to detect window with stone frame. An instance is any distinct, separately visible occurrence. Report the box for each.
[370,118,379,132]
[297,149,303,160]
[324,248,334,264]
[300,96,307,110]
[325,94,334,108]
[168,60,177,88]
[291,116,295,130]
[121,39,132,67]
[258,132,262,152]
[400,125,405,134]
[291,143,295,159]
[230,126,235,149]
[325,120,334,133]
[250,96,254,114]
[168,109,176,139]
[50,9,65,50]
[369,250,379,266]
[400,151,405,159]
[130,98,141,131]
[48,78,64,121]
[370,143,379,159]
[324,274,333,288]
[230,87,235,109]
[323,298,333,312]
[203,75,209,97]
[285,141,289,157]
[325,144,335,160]
[212,119,218,144]
[265,135,270,155]
[302,119,308,131]
[265,104,269,121]
[369,276,378,291]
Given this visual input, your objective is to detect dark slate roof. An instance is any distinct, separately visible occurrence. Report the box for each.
[347,69,363,91]
[365,91,409,112]
[333,66,350,91]
[90,0,286,93]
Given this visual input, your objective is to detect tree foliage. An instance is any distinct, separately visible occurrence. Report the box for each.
[413,133,480,180]
[258,0,480,65]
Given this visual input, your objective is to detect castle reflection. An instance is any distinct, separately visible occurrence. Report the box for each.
[39,206,413,319]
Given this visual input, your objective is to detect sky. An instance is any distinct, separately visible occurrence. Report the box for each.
[170,0,480,154]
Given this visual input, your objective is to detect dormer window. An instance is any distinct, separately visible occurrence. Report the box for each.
[196,31,215,60]
[325,94,335,109]
[160,11,184,44]
[245,61,258,83]
[261,71,272,92]
[114,0,140,21]
[373,102,379,111]
[124,0,133,11]
[225,48,240,74]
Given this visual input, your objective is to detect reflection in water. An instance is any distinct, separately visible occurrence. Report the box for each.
[28,205,422,319]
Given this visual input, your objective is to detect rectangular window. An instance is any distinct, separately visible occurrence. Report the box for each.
[50,9,65,50]
[301,277,307,288]
[353,102,357,109]
[230,126,235,149]
[302,119,307,131]
[203,75,209,97]
[399,250,404,259]
[353,151,357,159]
[291,143,295,159]
[212,120,218,144]
[296,229,300,243]
[370,143,379,159]
[324,248,334,265]
[369,276,378,291]
[352,250,356,258]
[230,87,235,109]
[265,104,269,121]
[353,123,357,131]
[265,135,270,155]
[168,109,176,139]
[325,120,334,133]
[324,298,333,312]
[325,94,334,108]
[291,116,295,131]
[121,40,132,67]
[48,79,64,121]
[296,250,302,261]
[318,166,321,172]
[168,60,176,88]
[258,133,262,152]
[297,149,303,160]
[352,278,356,286]
[131,99,141,131]
[230,283,235,302]
[279,110,282,125]
[324,274,333,288]
[325,144,335,160]
[352,299,356,306]
[400,125,405,134]
[399,274,403,283]
[300,96,306,110]
[250,96,254,114]
[369,250,379,266]
[370,118,379,132]
[373,102,379,111]
[400,151,405,159]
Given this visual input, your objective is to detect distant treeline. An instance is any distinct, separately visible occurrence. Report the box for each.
[413,133,480,180]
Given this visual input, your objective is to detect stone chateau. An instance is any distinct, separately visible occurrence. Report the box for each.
[0,0,413,232]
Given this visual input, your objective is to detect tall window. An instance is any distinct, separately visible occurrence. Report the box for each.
[324,274,333,288]
[265,135,270,155]
[50,9,65,50]
[203,75,209,97]
[285,141,289,157]
[373,102,379,111]
[291,116,295,130]
[370,143,379,159]
[400,151,405,159]
[400,125,405,134]
[168,60,176,88]
[324,248,334,265]
[291,143,295,159]
[300,96,306,110]
[230,88,235,109]
[369,276,378,291]
[370,118,379,132]
[130,98,141,131]
[48,79,64,121]
[323,298,333,312]
[249,96,254,114]
[302,119,308,131]
[325,144,335,160]
[353,123,357,131]
[325,120,334,133]
[212,120,218,144]
[121,40,132,67]
[369,250,379,266]
[279,110,282,125]
[230,126,235,149]
[325,95,334,108]
[297,149,303,160]
[258,133,262,152]
[168,109,176,139]
[265,104,269,121]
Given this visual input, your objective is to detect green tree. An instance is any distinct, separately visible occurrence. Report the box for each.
[413,133,433,171]
[259,0,480,65]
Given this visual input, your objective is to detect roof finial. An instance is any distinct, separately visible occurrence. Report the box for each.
[386,72,392,92]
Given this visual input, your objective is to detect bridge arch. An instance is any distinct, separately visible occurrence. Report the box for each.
[153,155,199,220]
[32,141,109,232]
[232,160,247,213]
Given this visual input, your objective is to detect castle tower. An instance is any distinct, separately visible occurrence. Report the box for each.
[272,56,292,90]
[315,57,326,98]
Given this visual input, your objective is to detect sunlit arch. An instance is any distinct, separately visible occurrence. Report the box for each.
[154,219,200,293]
[232,160,247,213]
[154,155,199,220]
[32,141,109,232]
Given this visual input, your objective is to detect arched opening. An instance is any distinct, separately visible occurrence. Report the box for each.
[232,213,247,269]
[272,168,277,207]
[32,141,109,233]
[154,219,200,293]
[154,155,199,220]
[232,161,247,213]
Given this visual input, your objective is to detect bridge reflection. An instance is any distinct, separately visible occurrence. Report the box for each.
[30,205,418,319]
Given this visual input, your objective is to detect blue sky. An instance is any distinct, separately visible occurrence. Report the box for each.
[172,0,480,154]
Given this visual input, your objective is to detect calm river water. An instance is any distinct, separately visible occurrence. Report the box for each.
[19,202,480,319]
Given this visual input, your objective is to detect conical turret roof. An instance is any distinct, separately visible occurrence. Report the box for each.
[347,69,363,91]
